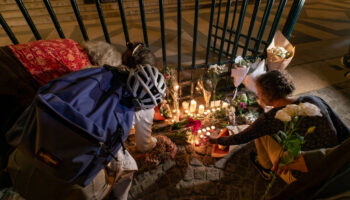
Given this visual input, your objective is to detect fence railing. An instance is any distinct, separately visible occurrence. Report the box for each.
[0,0,305,98]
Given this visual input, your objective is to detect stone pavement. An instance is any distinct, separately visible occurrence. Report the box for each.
[126,78,350,200]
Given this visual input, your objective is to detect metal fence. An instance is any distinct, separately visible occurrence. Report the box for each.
[0,0,305,98]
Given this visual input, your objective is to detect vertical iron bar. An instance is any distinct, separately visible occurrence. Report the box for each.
[70,0,89,41]
[212,0,223,51]
[231,0,248,57]
[96,0,110,43]
[191,0,200,98]
[0,14,18,44]
[282,0,305,39]
[15,0,41,40]
[253,0,274,56]
[139,0,149,47]
[205,0,216,66]
[177,0,182,82]
[242,0,261,57]
[266,0,287,45]
[43,0,65,39]
[225,0,239,57]
[117,0,130,43]
[159,0,167,71]
[218,0,232,64]
[192,0,200,69]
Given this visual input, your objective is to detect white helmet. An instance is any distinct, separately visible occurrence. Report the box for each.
[127,64,166,109]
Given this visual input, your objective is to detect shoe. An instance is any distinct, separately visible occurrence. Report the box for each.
[250,152,272,180]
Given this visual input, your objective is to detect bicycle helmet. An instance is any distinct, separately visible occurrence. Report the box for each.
[127,64,166,109]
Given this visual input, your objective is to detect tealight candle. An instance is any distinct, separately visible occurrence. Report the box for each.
[211,126,215,130]
[206,127,210,131]
[210,101,215,108]
[211,108,215,112]
[200,134,204,138]
[174,85,179,91]
[197,114,201,117]
[203,112,208,115]
[190,100,197,113]
[198,105,204,114]
[171,119,175,123]
[202,128,206,132]
[198,130,202,134]
[206,132,211,136]
[182,101,189,110]
[189,114,193,117]
[207,109,211,113]
[195,140,200,146]
[185,110,189,114]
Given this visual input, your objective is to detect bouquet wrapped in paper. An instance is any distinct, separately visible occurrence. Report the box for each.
[231,56,250,88]
[266,31,295,71]
[242,59,266,93]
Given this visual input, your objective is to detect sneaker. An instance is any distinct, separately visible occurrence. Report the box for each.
[250,152,272,180]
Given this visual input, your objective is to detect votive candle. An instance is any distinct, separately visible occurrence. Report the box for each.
[182,101,189,110]
[190,100,197,113]
[206,132,211,136]
[198,105,204,114]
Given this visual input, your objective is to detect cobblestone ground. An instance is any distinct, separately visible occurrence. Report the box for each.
[127,80,350,200]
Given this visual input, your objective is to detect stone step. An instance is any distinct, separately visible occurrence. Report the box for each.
[2,0,213,27]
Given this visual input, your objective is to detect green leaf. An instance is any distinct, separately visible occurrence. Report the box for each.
[280,131,287,140]
[280,151,295,165]
[273,134,282,144]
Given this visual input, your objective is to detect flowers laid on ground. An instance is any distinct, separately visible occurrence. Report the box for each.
[159,101,172,119]
[268,46,290,59]
[263,102,322,198]
[164,67,180,121]
[234,56,251,68]
[185,117,202,134]
[143,135,177,168]
[266,30,295,71]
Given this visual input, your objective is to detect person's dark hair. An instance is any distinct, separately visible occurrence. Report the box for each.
[256,70,295,100]
[122,42,156,68]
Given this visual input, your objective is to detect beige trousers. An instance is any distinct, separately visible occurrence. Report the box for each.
[255,135,296,184]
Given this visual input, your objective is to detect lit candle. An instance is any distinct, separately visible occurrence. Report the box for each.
[190,100,197,113]
[200,134,204,138]
[211,108,215,112]
[197,114,201,117]
[203,112,207,115]
[174,85,179,91]
[222,102,229,109]
[195,140,200,146]
[185,110,189,114]
[206,127,210,131]
[198,105,204,114]
[171,119,175,123]
[207,109,211,113]
[198,130,202,134]
[211,126,215,130]
[202,128,206,132]
[210,101,215,108]
[189,114,193,117]
[182,101,189,110]
[172,110,176,113]
[206,132,211,136]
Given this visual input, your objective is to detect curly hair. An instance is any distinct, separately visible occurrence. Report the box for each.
[256,70,295,100]
[122,42,156,69]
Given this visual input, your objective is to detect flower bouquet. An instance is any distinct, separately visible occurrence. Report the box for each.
[144,135,177,168]
[164,67,180,121]
[196,64,225,108]
[266,30,295,71]
[263,102,322,198]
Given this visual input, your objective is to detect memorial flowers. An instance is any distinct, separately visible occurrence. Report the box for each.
[263,102,322,198]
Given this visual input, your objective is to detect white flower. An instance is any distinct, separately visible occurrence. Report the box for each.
[269,46,290,59]
[234,56,243,64]
[299,102,322,117]
[283,104,300,117]
[275,110,292,122]
[234,56,248,68]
